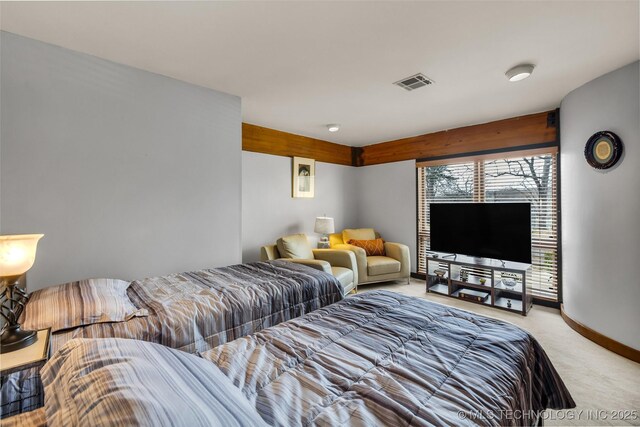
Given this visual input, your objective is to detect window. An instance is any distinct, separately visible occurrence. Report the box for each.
[417,148,559,300]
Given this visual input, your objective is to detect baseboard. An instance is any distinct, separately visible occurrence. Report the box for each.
[532,297,560,309]
[560,304,640,364]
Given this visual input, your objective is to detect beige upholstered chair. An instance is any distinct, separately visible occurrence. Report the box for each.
[329,228,410,286]
[260,234,358,295]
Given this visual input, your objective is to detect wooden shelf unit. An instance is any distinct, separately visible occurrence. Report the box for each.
[426,252,533,316]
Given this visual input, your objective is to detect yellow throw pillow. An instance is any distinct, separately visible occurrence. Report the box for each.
[342,228,376,243]
[348,238,386,256]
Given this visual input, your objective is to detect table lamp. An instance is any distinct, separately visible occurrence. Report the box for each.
[0,234,44,353]
[314,216,335,249]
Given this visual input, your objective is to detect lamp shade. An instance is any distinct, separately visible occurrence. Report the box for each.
[314,217,335,235]
[0,234,44,277]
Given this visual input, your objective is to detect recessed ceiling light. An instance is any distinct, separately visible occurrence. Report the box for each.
[326,124,340,132]
[505,64,535,82]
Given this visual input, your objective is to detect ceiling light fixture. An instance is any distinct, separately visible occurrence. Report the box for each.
[326,124,340,132]
[505,64,535,82]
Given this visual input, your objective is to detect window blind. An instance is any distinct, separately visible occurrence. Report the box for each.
[417,149,559,300]
[417,162,475,275]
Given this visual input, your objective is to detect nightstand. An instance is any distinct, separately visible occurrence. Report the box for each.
[0,328,51,418]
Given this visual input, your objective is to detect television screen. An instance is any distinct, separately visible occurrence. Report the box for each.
[429,203,531,263]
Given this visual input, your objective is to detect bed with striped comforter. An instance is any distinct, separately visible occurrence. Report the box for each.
[48,260,343,354]
[202,290,576,426]
[5,291,573,427]
[1,261,342,419]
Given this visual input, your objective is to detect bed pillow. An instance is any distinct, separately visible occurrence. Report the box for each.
[21,278,148,333]
[41,338,267,427]
[348,238,386,256]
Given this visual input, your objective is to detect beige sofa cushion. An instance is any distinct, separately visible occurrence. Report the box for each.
[342,228,376,243]
[367,256,401,276]
[276,234,314,260]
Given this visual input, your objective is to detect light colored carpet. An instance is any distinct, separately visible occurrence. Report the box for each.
[361,279,640,426]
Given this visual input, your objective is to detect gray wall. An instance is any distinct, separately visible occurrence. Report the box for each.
[242,151,358,262]
[0,32,242,291]
[241,153,418,273]
[354,161,417,272]
[560,61,639,350]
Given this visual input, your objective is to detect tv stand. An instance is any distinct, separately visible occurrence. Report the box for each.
[425,252,533,316]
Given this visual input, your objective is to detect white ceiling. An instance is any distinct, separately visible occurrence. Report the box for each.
[1,1,638,146]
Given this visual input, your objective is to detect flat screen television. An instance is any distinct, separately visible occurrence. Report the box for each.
[429,203,531,263]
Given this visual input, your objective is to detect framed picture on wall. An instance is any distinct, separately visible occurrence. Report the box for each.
[292,157,315,198]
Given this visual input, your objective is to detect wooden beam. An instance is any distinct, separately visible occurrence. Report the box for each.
[242,123,353,166]
[416,145,559,168]
[361,111,558,166]
[242,111,559,167]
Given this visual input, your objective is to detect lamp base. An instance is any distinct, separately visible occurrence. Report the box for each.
[317,236,330,249]
[0,324,37,354]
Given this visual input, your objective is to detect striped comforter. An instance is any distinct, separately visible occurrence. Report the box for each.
[202,291,575,426]
[1,261,342,418]
[49,261,343,354]
[4,338,269,427]
[5,291,573,427]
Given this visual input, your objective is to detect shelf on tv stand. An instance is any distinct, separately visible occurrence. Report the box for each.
[425,252,533,316]
[428,252,531,272]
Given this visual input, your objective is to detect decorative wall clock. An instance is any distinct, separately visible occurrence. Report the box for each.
[584,131,623,170]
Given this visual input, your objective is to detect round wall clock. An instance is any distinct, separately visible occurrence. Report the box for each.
[584,131,623,169]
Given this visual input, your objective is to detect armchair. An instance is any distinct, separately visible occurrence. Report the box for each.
[260,234,358,295]
[330,228,410,286]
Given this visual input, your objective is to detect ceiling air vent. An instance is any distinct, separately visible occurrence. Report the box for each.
[393,73,434,91]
